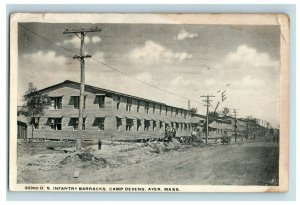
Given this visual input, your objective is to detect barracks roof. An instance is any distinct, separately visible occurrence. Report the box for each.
[37,80,191,112]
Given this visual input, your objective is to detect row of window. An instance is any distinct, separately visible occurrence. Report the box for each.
[120,96,190,118]
[117,118,192,132]
[50,96,105,110]
[32,117,105,131]
[49,96,190,118]
[32,117,193,132]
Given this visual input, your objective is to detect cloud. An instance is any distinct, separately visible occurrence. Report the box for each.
[18,51,77,103]
[91,36,102,43]
[85,51,106,71]
[128,40,192,64]
[58,35,101,48]
[224,45,279,69]
[175,30,198,40]
[57,36,87,49]
[18,50,107,104]
[22,50,68,65]
[91,51,105,62]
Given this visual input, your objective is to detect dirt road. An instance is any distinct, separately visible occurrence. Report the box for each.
[17,141,279,185]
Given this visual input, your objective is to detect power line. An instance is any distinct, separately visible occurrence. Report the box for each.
[19,24,79,55]
[63,27,102,151]
[19,24,203,105]
[91,57,197,102]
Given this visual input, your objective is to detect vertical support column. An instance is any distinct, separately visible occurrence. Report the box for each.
[149,120,153,132]
[133,119,137,131]
[121,118,126,131]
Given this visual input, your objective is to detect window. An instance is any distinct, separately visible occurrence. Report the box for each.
[153,121,156,131]
[126,119,133,131]
[145,102,149,114]
[176,122,179,131]
[166,106,168,116]
[116,117,122,130]
[159,105,162,115]
[97,95,105,108]
[72,96,86,109]
[126,97,132,111]
[153,103,155,114]
[184,110,187,119]
[181,109,183,116]
[192,124,196,132]
[30,117,39,129]
[137,100,140,112]
[137,119,141,131]
[184,123,187,131]
[159,121,163,129]
[93,117,105,130]
[73,96,79,109]
[144,120,150,131]
[70,118,86,130]
[48,118,62,130]
[176,108,178,116]
[117,96,121,109]
[50,97,62,109]
[180,123,183,131]
[171,108,173,117]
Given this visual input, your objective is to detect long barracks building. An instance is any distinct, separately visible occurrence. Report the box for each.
[28,80,194,141]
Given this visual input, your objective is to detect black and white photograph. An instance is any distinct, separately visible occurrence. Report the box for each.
[9,13,290,192]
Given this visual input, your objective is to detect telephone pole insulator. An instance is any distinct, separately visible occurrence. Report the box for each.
[221,90,227,102]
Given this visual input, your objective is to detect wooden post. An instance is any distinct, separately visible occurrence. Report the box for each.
[63,27,101,151]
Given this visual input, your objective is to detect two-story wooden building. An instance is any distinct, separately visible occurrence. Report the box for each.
[27,80,193,141]
[208,117,233,139]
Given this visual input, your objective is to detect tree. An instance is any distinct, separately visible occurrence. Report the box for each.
[203,112,220,133]
[19,83,50,141]
[190,107,198,115]
[222,107,230,117]
[208,111,219,119]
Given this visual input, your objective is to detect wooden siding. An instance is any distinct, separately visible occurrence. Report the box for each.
[31,83,193,140]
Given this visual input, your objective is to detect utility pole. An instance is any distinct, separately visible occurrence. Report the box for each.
[63,27,101,151]
[201,95,215,144]
[213,101,220,114]
[246,118,249,140]
[232,109,239,143]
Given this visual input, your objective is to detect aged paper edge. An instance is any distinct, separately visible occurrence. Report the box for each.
[9,13,290,192]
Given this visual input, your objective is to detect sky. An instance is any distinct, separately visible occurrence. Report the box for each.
[17,23,280,127]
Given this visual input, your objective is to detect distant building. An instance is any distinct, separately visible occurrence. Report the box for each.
[17,114,28,139]
[25,80,193,141]
[189,114,205,138]
[208,117,233,139]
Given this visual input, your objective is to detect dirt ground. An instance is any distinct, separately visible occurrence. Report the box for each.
[17,139,279,185]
